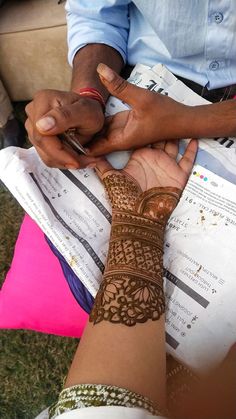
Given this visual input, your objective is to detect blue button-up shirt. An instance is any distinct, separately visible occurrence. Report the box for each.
[66,0,236,89]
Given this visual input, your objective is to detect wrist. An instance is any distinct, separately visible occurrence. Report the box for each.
[196,100,236,138]
[72,87,106,112]
[185,101,236,139]
[108,209,165,278]
[90,212,165,326]
[71,44,123,102]
[106,185,181,281]
[90,183,181,326]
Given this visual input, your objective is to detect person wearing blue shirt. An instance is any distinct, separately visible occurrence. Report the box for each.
[25,0,236,169]
[28,3,236,418]
[67,0,236,91]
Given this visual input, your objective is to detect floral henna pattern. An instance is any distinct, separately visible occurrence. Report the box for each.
[102,172,181,220]
[90,274,165,326]
[136,187,181,225]
[90,173,181,326]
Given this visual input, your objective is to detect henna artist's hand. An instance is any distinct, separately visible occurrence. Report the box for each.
[88,63,236,157]
[25,89,104,169]
[88,64,198,156]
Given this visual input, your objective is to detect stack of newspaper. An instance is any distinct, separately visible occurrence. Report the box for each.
[1,64,236,372]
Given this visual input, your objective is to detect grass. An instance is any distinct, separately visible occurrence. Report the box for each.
[0,105,78,418]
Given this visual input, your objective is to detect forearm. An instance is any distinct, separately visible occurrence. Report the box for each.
[187,99,236,139]
[65,181,181,410]
[65,226,166,407]
[71,44,124,100]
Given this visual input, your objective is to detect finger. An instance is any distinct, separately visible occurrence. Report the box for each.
[89,135,115,156]
[36,142,101,170]
[30,91,57,143]
[152,140,166,150]
[97,63,148,108]
[88,111,130,156]
[26,119,100,169]
[103,115,114,127]
[25,118,32,138]
[35,100,99,136]
[89,133,126,156]
[25,117,44,148]
[178,139,198,175]
[32,89,78,124]
[95,158,113,180]
[164,140,179,159]
[25,101,34,118]
[35,139,78,169]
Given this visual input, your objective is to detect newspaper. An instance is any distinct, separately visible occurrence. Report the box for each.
[1,64,236,372]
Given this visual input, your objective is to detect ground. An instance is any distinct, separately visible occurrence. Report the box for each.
[0,105,78,418]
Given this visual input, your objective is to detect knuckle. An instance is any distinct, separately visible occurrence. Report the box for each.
[78,97,93,109]
[25,102,33,116]
[112,77,128,95]
[34,89,55,101]
[24,118,30,131]
[52,91,73,107]
[53,105,72,122]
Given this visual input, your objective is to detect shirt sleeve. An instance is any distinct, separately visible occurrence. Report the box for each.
[65,0,131,66]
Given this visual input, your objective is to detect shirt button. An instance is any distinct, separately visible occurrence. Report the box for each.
[209,61,219,71]
[213,12,223,23]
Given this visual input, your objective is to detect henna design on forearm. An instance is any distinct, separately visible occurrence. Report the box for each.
[90,172,181,326]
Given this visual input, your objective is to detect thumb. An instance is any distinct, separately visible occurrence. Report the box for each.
[97,63,144,108]
[35,101,100,136]
[35,102,80,135]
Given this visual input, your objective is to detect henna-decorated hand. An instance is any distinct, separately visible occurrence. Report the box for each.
[96,139,198,200]
[90,140,197,326]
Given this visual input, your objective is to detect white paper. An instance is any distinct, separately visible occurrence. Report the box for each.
[164,165,236,370]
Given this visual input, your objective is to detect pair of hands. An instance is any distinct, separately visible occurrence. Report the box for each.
[25,62,198,203]
[25,63,193,170]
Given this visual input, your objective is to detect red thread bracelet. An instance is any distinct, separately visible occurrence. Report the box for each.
[75,87,106,112]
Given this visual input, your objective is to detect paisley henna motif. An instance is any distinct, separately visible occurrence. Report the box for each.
[90,172,181,326]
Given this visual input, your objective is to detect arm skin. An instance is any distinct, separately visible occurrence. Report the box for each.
[71,43,124,98]
[88,64,236,157]
[61,142,236,419]
[63,141,198,413]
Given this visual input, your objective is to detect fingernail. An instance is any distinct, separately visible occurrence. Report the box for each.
[36,116,56,131]
[97,63,115,82]
[65,164,79,170]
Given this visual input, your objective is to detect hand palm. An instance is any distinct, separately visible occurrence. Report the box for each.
[96,140,197,193]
